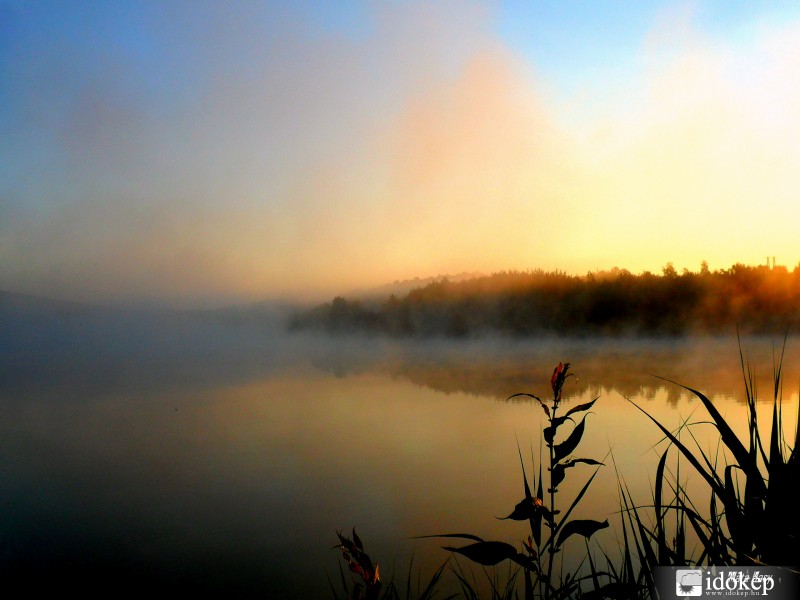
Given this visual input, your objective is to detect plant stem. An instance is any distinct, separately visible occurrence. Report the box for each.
[546,401,558,600]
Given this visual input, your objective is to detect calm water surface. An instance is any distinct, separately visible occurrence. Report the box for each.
[1,318,798,596]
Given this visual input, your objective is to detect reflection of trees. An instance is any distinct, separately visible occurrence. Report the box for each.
[309,336,800,407]
[291,263,800,337]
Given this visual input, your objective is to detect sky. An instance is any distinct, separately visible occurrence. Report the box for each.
[3,1,800,306]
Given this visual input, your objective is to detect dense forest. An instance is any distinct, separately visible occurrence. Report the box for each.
[289,262,800,337]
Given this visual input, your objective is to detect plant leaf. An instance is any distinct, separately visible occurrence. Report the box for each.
[508,392,550,417]
[551,463,567,490]
[556,519,609,548]
[581,582,644,600]
[544,416,574,445]
[443,541,519,566]
[499,496,549,521]
[561,458,604,468]
[544,466,602,555]
[507,392,542,403]
[564,397,599,419]
[352,527,363,552]
[551,458,603,491]
[415,533,485,543]
[553,416,588,463]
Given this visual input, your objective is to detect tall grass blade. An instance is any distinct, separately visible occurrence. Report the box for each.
[626,397,726,499]
[517,441,533,500]
[404,554,414,600]
[723,465,751,561]
[653,447,668,564]
[524,565,534,600]
[535,462,544,548]
[623,487,658,579]
[417,560,453,600]
[769,395,784,470]
[585,539,600,593]
[331,558,349,600]
[619,505,634,585]
[448,561,480,600]
[653,377,766,498]
[327,567,344,600]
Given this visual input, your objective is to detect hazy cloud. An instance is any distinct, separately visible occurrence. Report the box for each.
[2,1,800,305]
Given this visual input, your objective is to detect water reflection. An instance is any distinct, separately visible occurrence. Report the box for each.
[1,317,798,596]
[309,334,800,405]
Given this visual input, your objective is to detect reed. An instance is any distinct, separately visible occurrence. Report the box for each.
[331,528,455,600]
[622,334,800,590]
[418,363,613,599]
[331,343,800,598]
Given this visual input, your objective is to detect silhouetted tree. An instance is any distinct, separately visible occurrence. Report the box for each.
[291,262,800,338]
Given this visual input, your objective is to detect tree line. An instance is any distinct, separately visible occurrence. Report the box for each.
[289,262,800,337]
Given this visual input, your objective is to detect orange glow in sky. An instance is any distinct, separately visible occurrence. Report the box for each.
[3,2,800,305]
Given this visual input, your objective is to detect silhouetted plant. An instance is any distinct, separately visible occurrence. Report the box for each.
[622,335,800,586]
[333,529,382,600]
[330,345,800,597]
[425,363,612,599]
[332,529,454,600]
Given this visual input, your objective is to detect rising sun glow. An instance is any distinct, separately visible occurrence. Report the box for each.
[2,1,800,305]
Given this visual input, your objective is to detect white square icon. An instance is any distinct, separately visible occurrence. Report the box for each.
[676,569,703,597]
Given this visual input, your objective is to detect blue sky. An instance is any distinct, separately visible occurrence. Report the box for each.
[3,1,800,305]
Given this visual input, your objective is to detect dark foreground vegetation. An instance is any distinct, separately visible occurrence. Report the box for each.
[293,262,800,337]
[331,350,800,599]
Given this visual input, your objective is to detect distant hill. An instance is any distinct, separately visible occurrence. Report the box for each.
[0,289,99,316]
[0,289,295,343]
[350,272,484,301]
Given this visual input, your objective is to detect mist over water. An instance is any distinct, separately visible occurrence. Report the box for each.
[2,300,798,595]
[6,3,800,594]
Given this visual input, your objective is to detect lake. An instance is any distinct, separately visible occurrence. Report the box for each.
[1,314,798,596]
